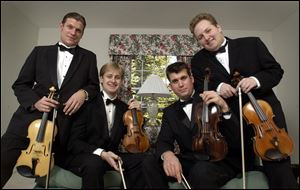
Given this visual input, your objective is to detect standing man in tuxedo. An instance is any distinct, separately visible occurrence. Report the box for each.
[65,62,148,189]
[1,12,99,188]
[189,12,298,188]
[142,62,242,189]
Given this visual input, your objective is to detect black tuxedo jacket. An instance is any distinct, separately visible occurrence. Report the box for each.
[6,44,100,153]
[155,93,244,170]
[67,94,129,155]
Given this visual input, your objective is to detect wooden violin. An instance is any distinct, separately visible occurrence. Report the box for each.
[231,71,294,161]
[192,68,228,161]
[16,86,58,178]
[122,86,150,153]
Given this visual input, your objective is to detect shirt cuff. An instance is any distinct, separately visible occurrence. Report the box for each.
[216,82,224,94]
[250,76,260,89]
[93,148,105,156]
[222,109,232,120]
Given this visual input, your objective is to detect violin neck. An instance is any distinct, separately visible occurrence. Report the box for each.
[131,108,139,127]
[36,112,49,142]
[247,92,267,121]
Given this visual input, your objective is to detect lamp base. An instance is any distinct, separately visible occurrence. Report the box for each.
[144,120,160,147]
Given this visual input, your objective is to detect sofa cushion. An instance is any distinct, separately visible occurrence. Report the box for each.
[35,165,122,189]
[221,171,269,189]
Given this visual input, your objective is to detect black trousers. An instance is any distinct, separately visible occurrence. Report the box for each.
[1,132,29,188]
[142,154,237,189]
[263,158,298,189]
[66,152,148,189]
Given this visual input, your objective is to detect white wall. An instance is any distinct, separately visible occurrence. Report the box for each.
[272,10,299,164]
[1,4,299,165]
[1,3,38,135]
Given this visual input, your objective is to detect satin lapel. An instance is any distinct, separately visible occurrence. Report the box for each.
[175,101,191,130]
[227,39,240,74]
[109,101,124,138]
[205,52,229,77]
[99,96,110,137]
[60,48,83,89]
[47,45,59,88]
[191,95,201,134]
[190,94,200,130]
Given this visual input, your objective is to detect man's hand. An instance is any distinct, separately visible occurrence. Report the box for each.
[218,83,237,98]
[236,77,257,93]
[34,96,59,112]
[63,90,86,115]
[100,151,121,171]
[127,98,141,110]
[162,151,183,183]
[200,91,230,113]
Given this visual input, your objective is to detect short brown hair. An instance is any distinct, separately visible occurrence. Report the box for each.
[166,62,191,81]
[62,12,86,30]
[189,13,218,36]
[99,62,124,79]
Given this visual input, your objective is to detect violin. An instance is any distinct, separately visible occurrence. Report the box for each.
[192,68,228,161]
[122,86,150,153]
[16,86,58,178]
[231,71,294,161]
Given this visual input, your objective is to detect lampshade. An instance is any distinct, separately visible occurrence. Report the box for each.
[137,74,170,97]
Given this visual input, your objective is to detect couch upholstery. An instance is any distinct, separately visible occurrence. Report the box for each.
[35,165,269,189]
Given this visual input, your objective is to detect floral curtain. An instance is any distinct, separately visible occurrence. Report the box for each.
[109,34,201,100]
[109,34,200,56]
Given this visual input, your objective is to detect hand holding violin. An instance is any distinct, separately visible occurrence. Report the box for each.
[200,91,230,113]
[34,96,59,113]
[127,98,141,110]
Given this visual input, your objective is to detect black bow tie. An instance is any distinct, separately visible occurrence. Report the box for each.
[106,98,118,105]
[211,40,228,55]
[58,44,75,55]
[179,98,193,107]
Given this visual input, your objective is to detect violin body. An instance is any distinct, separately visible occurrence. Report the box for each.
[243,99,294,161]
[16,87,57,178]
[231,71,294,161]
[193,103,228,161]
[122,107,150,153]
[192,67,228,161]
[16,119,57,177]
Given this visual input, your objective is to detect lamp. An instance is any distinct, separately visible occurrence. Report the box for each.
[137,74,170,144]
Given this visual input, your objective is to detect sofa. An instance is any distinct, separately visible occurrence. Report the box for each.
[35,165,269,189]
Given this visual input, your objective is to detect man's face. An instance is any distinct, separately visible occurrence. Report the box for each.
[168,70,194,100]
[193,19,224,52]
[59,18,84,47]
[100,69,123,97]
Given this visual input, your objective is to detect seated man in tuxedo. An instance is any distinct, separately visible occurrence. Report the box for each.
[66,62,149,189]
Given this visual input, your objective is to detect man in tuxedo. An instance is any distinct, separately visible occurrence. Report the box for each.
[189,12,298,188]
[142,61,243,188]
[1,12,99,188]
[65,62,148,189]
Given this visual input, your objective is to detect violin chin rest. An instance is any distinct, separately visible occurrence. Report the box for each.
[16,165,36,178]
[265,149,288,161]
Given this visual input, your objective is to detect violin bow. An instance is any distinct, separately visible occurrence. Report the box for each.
[238,87,246,189]
[181,173,191,189]
[118,159,127,189]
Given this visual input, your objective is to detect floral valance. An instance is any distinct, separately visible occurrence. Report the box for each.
[108,34,200,56]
